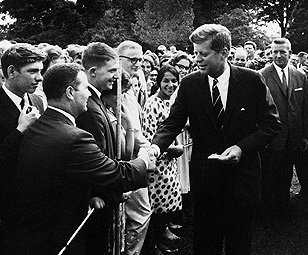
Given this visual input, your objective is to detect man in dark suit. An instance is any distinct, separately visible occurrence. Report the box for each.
[0,43,46,250]
[149,24,281,254]
[76,42,120,254]
[259,38,308,224]
[3,63,154,255]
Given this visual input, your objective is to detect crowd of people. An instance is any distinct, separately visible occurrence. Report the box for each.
[0,22,307,255]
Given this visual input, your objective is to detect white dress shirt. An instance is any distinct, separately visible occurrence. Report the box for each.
[208,65,231,110]
[3,84,28,111]
[273,63,289,86]
[48,105,76,126]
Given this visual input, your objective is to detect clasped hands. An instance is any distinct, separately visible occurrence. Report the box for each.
[208,145,242,164]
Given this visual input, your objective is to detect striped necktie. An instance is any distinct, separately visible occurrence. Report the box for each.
[212,78,224,129]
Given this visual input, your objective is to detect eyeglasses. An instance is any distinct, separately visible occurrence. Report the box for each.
[176,63,190,71]
[120,56,143,65]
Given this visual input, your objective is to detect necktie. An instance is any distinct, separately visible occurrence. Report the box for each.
[281,69,288,94]
[212,78,224,129]
[20,97,25,110]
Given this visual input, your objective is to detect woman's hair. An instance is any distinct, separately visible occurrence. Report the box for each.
[169,50,193,67]
[156,64,179,87]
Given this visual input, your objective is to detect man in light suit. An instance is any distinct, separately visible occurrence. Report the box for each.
[259,38,308,224]
[0,43,46,251]
[149,24,281,254]
[117,40,152,255]
[76,42,119,255]
[4,63,154,255]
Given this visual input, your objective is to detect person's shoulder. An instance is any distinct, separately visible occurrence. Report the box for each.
[290,64,306,79]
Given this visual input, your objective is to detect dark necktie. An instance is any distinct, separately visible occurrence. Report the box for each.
[20,97,25,110]
[212,78,224,129]
[281,69,288,94]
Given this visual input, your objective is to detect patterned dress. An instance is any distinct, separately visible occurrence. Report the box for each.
[141,95,182,214]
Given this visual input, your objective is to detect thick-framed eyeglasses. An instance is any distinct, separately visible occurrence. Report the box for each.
[176,63,190,71]
[120,56,143,65]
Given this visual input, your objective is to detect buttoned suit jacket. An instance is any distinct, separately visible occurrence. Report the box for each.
[259,63,308,151]
[0,86,44,220]
[5,108,148,255]
[152,64,281,207]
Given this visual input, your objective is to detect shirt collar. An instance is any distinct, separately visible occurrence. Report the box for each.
[3,83,27,111]
[208,64,231,86]
[48,105,76,126]
[88,84,101,98]
[273,62,289,74]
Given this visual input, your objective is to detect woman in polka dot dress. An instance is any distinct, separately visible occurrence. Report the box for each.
[141,64,183,253]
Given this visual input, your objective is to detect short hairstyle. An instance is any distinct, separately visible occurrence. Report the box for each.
[117,40,142,56]
[101,69,131,97]
[169,50,193,67]
[189,24,231,52]
[43,63,83,100]
[297,51,308,58]
[271,38,292,50]
[42,45,64,74]
[142,55,155,70]
[82,42,118,70]
[1,43,46,78]
[244,41,257,50]
[156,64,179,88]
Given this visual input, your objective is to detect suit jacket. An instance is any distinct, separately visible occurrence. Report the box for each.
[0,86,44,221]
[5,108,148,255]
[76,87,115,158]
[152,64,281,207]
[259,63,308,151]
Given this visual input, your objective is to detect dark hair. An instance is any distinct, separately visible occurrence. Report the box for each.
[156,64,179,88]
[1,43,46,78]
[42,45,64,75]
[82,42,118,70]
[101,69,131,97]
[244,41,257,50]
[169,50,193,67]
[189,24,231,52]
[43,63,83,100]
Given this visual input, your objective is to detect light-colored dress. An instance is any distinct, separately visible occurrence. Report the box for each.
[141,95,182,213]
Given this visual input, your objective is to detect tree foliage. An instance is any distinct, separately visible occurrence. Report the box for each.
[192,0,256,28]
[216,8,271,49]
[256,0,300,36]
[133,0,194,51]
[287,0,308,52]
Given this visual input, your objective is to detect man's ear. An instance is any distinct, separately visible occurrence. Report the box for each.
[221,47,229,58]
[65,86,75,100]
[7,65,16,78]
[89,67,96,78]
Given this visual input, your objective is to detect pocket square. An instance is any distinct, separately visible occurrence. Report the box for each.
[294,88,303,91]
[240,108,246,111]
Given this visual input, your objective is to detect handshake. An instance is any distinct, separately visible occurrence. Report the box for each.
[137,145,160,171]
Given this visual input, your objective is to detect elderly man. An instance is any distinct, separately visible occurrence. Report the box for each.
[3,63,154,255]
[149,24,281,254]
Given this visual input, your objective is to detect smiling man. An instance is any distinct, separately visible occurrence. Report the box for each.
[0,43,46,252]
[4,63,153,255]
[149,24,282,254]
[76,42,120,255]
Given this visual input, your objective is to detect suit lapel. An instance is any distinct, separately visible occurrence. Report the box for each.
[88,87,116,157]
[196,71,219,129]
[0,86,20,121]
[223,65,241,128]
[287,66,296,100]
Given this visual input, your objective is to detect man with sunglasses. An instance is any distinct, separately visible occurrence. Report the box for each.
[117,40,152,255]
